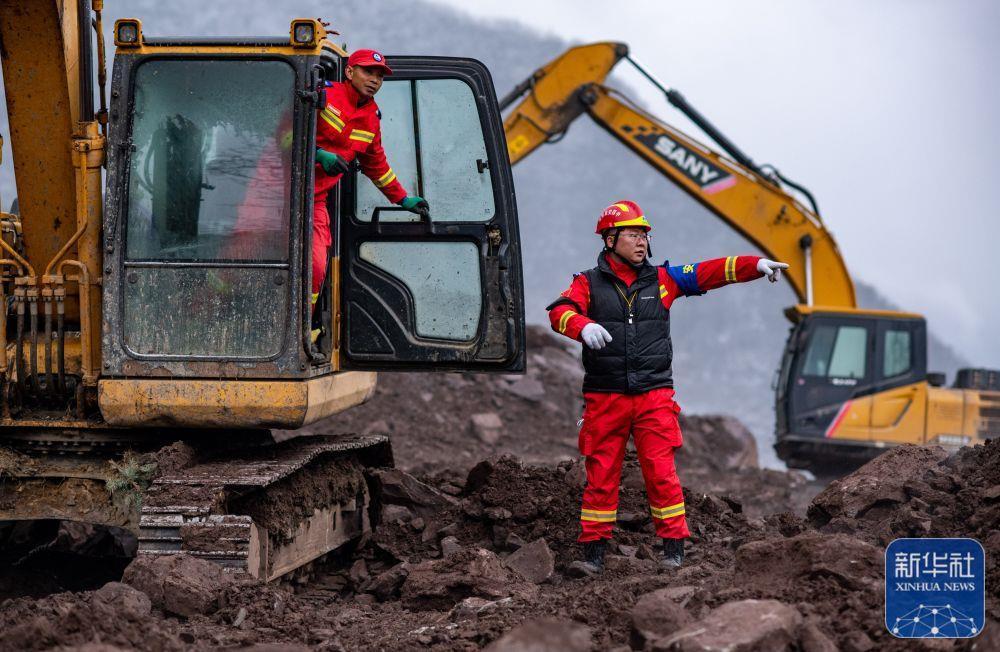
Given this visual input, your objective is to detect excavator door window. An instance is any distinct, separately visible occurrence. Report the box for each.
[339,57,524,371]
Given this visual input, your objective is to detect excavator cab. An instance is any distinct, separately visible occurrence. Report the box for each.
[96,22,524,429]
[774,306,929,472]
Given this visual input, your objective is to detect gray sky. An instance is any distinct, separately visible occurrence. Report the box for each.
[430,0,1000,367]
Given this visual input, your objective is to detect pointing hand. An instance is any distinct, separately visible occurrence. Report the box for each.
[757,259,789,283]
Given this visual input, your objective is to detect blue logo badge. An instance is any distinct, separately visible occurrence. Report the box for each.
[885,538,985,638]
[373,52,382,62]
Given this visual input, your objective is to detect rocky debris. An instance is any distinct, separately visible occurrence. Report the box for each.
[122,553,230,617]
[808,445,949,528]
[0,581,182,651]
[3,325,997,651]
[485,618,591,651]
[498,375,547,403]
[359,562,410,601]
[798,621,839,652]
[148,441,197,476]
[503,538,555,584]
[400,547,537,610]
[630,587,693,649]
[93,582,152,621]
[471,412,505,444]
[676,415,759,471]
[662,599,803,651]
[451,596,514,620]
[440,535,462,557]
[735,533,883,593]
[370,468,457,521]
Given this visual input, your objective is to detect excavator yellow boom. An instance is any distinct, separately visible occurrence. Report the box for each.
[501,41,855,309]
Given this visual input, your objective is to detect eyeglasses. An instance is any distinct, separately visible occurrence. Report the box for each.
[618,232,650,242]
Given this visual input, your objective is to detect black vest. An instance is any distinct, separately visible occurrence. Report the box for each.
[581,253,673,393]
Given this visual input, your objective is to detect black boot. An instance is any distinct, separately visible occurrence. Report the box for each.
[567,540,606,577]
[660,538,684,568]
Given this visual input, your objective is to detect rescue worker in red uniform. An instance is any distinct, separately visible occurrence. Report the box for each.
[546,200,788,574]
[312,48,429,301]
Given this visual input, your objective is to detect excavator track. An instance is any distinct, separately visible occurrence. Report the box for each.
[138,434,391,581]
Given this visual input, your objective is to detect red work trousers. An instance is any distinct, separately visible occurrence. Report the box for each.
[312,191,333,299]
[577,387,690,542]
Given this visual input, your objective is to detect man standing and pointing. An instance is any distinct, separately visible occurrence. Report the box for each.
[546,200,788,575]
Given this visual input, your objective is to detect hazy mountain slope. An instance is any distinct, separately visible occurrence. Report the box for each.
[0,0,967,466]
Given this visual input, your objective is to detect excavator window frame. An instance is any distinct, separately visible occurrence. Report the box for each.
[102,50,319,379]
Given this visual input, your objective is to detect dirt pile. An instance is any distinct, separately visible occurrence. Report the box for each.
[0,442,997,650]
[1,326,996,650]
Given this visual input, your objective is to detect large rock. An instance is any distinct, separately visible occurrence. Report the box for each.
[657,599,802,652]
[122,553,230,617]
[400,547,537,610]
[807,445,948,528]
[499,376,546,403]
[630,587,693,649]
[735,533,882,593]
[92,582,152,621]
[370,468,457,520]
[676,415,759,472]
[359,562,410,601]
[485,618,591,651]
[502,538,554,584]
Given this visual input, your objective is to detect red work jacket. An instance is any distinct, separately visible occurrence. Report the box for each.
[315,80,407,204]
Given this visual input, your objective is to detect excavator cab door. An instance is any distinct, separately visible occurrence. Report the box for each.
[339,57,524,371]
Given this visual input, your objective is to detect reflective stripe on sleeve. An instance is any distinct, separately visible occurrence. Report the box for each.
[558,310,576,333]
[350,129,375,143]
[374,169,397,187]
[321,108,345,132]
[725,256,737,283]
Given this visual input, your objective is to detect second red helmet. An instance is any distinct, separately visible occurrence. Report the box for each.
[595,200,651,235]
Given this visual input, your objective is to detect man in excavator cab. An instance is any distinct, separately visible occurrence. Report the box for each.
[312,48,429,305]
[546,200,788,575]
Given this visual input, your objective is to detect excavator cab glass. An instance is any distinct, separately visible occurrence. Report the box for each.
[122,59,294,358]
[775,312,927,471]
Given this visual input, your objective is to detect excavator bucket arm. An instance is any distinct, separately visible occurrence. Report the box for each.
[500,42,855,309]
[500,42,628,165]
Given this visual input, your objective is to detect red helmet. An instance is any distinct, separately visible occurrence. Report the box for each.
[595,200,651,235]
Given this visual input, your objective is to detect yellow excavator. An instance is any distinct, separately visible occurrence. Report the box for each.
[501,42,999,473]
[0,2,524,579]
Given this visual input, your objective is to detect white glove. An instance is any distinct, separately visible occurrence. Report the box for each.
[757,258,790,283]
[581,323,613,350]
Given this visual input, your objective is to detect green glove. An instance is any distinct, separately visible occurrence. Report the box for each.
[400,195,429,215]
[316,148,349,175]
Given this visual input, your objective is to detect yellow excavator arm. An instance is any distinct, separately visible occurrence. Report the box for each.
[500,42,856,309]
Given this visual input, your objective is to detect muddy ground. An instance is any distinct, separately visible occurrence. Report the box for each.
[0,326,997,650]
